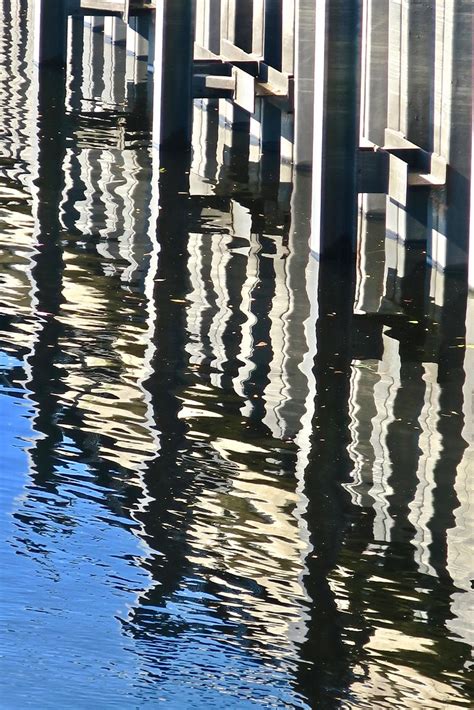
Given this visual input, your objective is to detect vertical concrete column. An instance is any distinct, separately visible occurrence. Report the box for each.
[223,0,235,42]
[207,0,222,54]
[90,16,105,32]
[195,0,207,49]
[152,0,195,150]
[360,0,389,146]
[401,0,435,150]
[261,100,281,183]
[293,0,316,169]
[126,16,150,86]
[388,0,435,148]
[252,0,265,55]
[264,0,283,69]
[195,0,221,55]
[386,0,435,300]
[388,0,436,150]
[104,17,114,42]
[234,0,253,52]
[358,0,389,282]
[281,0,295,74]
[310,0,361,258]
[104,17,127,45]
[387,0,402,133]
[427,0,472,284]
[127,16,149,60]
[33,0,68,66]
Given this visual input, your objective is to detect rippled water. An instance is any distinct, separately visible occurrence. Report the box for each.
[0,3,473,708]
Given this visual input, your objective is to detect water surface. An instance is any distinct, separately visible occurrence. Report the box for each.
[0,4,473,708]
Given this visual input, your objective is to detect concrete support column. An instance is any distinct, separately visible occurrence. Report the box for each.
[360,0,389,147]
[264,0,283,69]
[152,0,195,150]
[104,17,127,45]
[127,16,149,60]
[427,0,472,276]
[385,0,434,287]
[221,0,233,42]
[387,0,402,132]
[310,0,361,258]
[358,0,388,288]
[126,16,150,86]
[90,16,105,32]
[401,0,435,149]
[388,0,435,149]
[234,0,253,52]
[252,0,265,55]
[33,0,68,66]
[293,0,315,169]
[281,0,295,74]
[195,0,221,55]
[208,0,222,54]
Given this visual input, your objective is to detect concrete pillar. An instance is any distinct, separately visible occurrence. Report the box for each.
[252,0,265,55]
[104,17,127,45]
[281,0,295,74]
[402,0,435,150]
[293,0,315,169]
[360,0,389,147]
[196,0,222,55]
[127,16,149,60]
[152,0,195,150]
[234,0,253,52]
[33,0,68,66]
[357,1,388,315]
[387,0,435,149]
[427,0,472,277]
[261,100,281,184]
[90,16,105,32]
[310,0,361,258]
[264,0,282,69]
[126,16,150,87]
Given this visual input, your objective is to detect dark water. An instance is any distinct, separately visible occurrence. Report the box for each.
[0,4,473,708]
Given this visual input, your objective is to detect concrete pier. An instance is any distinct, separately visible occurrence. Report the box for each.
[310,0,361,258]
[152,0,194,150]
[33,0,68,66]
[28,0,473,279]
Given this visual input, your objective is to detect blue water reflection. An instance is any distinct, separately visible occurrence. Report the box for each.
[1,350,308,708]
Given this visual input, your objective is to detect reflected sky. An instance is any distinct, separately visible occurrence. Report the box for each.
[0,3,473,709]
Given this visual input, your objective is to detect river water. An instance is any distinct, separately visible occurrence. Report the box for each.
[0,4,473,708]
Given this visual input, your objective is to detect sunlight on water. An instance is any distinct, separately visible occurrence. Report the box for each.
[0,3,472,708]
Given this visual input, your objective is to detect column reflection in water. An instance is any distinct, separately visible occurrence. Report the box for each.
[0,4,472,709]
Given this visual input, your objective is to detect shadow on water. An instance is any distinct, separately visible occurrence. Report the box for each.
[0,4,473,709]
